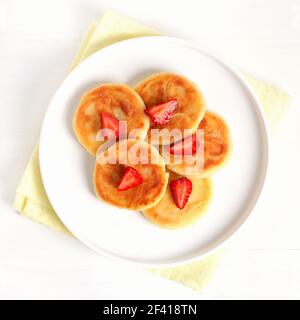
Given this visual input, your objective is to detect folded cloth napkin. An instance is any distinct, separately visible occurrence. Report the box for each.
[13,10,291,292]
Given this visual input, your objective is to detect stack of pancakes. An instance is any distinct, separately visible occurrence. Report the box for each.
[73,72,232,228]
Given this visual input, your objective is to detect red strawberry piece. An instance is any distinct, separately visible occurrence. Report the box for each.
[117,166,143,191]
[170,135,197,155]
[100,112,122,139]
[169,177,193,209]
[145,99,177,125]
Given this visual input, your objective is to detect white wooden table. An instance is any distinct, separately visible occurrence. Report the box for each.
[1,0,300,299]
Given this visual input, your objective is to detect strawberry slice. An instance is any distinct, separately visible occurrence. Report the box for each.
[170,135,197,155]
[100,112,121,139]
[117,166,143,191]
[169,177,193,209]
[145,99,177,125]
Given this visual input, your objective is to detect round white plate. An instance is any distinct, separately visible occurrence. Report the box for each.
[39,36,268,266]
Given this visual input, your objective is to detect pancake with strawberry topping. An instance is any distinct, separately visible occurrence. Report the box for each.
[73,84,149,155]
[134,72,206,145]
[93,140,169,211]
[167,112,232,177]
[143,171,212,229]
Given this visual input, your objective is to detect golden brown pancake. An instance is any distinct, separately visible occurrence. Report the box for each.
[93,140,169,211]
[167,112,232,177]
[134,72,206,144]
[73,84,149,155]
[143,171,212,229]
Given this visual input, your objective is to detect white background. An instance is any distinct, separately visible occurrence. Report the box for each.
[0,0,300,299]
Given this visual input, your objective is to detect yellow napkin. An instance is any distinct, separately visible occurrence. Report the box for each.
[13,10,291,292]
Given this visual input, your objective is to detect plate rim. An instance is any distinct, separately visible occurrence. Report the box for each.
[39,36,269,267]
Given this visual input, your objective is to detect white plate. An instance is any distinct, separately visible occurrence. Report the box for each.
[39,36,268,267]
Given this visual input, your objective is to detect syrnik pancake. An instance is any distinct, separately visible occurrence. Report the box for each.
[94,140,169,211]
[73,84,149,155]
[143,171,212,229]
[167,112,232,177]
[135,72,206,144]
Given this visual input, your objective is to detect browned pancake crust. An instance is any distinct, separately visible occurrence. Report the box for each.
[167,112,232,177]
[201,112,231,173]
[134,72,206,144]
[143,171,212,228]
[73,84,149,155]
[93,140,168,211]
